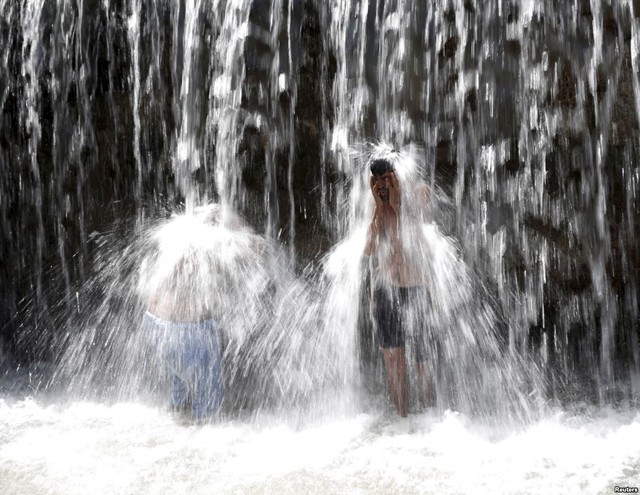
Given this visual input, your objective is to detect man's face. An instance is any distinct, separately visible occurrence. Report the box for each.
[371,171,394,203]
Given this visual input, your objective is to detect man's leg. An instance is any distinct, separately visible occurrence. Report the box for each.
[407,287,437,410]
[167,336,190,412]
[414,335,436,408]
[415,361,437,408]
[192,327,224,418]
[169,371,189,411]
[382,346,408,417]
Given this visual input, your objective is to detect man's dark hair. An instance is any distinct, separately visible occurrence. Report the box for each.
[369,158,394,176]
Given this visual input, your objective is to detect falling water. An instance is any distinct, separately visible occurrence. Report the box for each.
[19,0,46,307]
[323,0,640,401]
[1,0,639,493]
[50,204,356,420]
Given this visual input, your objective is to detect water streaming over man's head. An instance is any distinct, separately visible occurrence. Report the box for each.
[309,142,546,421]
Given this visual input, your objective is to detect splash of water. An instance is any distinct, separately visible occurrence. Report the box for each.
[51,205,366,421]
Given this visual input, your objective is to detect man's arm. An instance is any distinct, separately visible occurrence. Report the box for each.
[365,175,384,256]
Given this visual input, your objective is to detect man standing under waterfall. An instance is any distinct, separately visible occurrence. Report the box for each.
[141,205,230,420]
[364,155,436,417]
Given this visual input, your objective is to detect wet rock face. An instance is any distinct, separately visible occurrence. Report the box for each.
[0,0,638,398]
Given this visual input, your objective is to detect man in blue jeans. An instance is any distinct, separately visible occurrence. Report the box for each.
[141,205,231,419]
[142,311,224,418]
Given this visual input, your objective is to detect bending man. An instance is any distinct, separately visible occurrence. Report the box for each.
[141,206,228,419]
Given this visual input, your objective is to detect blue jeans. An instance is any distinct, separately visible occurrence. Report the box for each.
[143,312,224,417]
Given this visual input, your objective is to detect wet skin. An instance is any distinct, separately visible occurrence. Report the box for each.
[364,170,401,263]
[364,168,436,415]
[370,171,397,206]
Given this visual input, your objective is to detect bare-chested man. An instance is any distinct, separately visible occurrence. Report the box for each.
[364,157,436,416]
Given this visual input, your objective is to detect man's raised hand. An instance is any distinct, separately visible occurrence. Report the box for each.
[389,173,401,213]
[370,175,384,208]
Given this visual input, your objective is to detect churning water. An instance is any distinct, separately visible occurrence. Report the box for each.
[0,395,638,494]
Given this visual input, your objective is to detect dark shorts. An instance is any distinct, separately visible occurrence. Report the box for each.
[373,285,430,359]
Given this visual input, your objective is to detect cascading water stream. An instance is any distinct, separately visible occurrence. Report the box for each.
[19,0,46,308]
[172,0,204,208]
[209,0,253,212]
[127,0,144,210]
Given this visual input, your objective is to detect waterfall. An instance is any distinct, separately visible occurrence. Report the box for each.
[0,0,638,415]
[319,0,640,403]
[19,0,47,311]
[2,2,640,493]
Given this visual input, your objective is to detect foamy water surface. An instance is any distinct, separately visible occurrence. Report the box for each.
[0,395,638,495]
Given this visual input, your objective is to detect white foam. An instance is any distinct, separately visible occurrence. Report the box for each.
[0,399,637,495]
